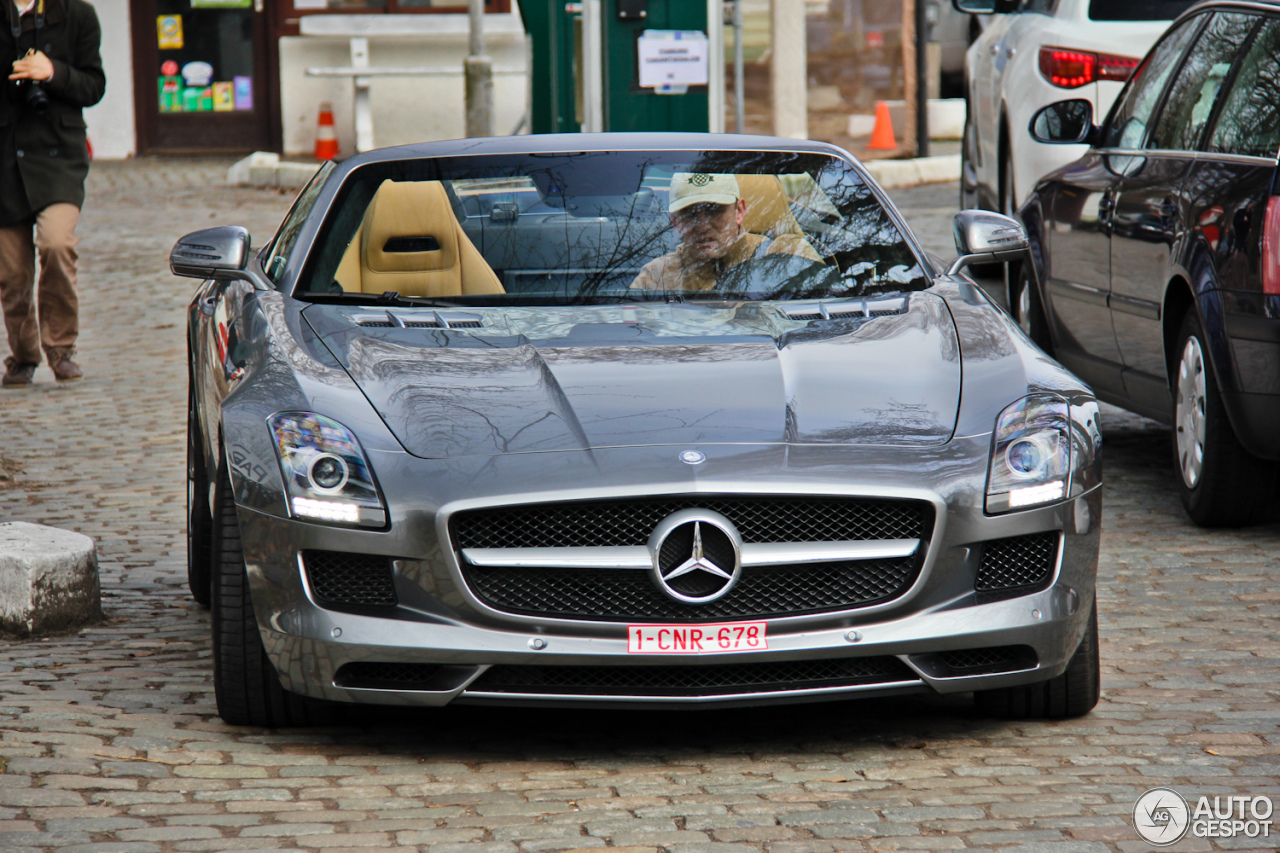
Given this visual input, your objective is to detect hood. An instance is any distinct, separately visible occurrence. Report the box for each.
[301,295,961,459]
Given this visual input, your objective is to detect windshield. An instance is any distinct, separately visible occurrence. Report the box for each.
[295,150,927,306]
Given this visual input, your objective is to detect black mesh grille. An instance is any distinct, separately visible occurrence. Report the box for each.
[470,656,918,696]
[464,559,918,621]
[975,533,1058,599]
[450,496,931,550]
[335,662,441,688]
[303,550,397,608]
[936,646,1031,673]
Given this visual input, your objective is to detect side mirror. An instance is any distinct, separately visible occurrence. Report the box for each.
[947,210,1028,275]
[952,0,1017,13]
[1030,99,1096,145]
[170,226,251,280]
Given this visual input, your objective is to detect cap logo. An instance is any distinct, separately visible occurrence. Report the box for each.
[689,173,712,187]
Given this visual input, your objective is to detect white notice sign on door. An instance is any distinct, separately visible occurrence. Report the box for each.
[637,30,709,89]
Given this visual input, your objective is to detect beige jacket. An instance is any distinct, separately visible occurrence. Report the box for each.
[631,232,821,292]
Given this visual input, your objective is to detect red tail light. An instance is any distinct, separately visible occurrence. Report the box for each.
[1262,197,1280,296]
[1039,47,1140,89]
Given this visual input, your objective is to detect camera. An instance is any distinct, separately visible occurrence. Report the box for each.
[16,80,50,114]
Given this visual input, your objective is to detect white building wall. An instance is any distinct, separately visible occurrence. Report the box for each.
[279,13,529,158]
[85,0,136,159]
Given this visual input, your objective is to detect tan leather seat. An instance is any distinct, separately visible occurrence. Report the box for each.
[335,179,504,297]
[737,174,805,238]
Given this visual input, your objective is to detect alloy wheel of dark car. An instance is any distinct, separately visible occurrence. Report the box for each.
[1010,264,1052,353]
[211,461,334,727]
[960,112,980,211]
[1172,312,1277,527]
[974,598,1099,719]
[999,146,1017,221]
[186,388,212,608]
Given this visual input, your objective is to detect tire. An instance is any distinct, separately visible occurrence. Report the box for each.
[975,599,1100,719]
[1009,262,1052,353]
[211,461,335,727]
[1172,311,1277,527]
[187,389,212,607]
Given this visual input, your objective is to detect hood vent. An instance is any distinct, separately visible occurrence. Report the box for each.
[353,311,484,330]
[779,297,909,323]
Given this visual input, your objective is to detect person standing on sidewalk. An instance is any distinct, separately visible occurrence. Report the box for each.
[1,0,104,387]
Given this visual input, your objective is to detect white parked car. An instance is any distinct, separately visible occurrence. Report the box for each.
[956,0,1197,215]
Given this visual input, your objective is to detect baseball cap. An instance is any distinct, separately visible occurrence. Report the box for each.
[668,173,740,213]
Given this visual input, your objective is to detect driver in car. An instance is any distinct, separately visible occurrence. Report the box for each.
[630,173,822,293]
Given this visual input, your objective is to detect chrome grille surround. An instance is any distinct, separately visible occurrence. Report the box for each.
[449,496,933,622]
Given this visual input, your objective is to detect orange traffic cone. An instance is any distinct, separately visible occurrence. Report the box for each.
[868,101,898,151]
[315,101,338,161]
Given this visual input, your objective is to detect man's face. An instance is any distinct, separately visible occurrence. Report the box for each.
[671,198,746,261]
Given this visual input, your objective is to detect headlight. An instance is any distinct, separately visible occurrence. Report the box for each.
[268,413,386,527]
[986,394,1070,513]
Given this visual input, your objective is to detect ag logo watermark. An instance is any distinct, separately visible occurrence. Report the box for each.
[1134,787,1274,846]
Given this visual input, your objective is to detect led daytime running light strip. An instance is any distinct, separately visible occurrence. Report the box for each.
[1007,480,1065,509]
[291,496,361,523]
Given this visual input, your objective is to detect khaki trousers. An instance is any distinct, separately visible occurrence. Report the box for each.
[0,203,81,366]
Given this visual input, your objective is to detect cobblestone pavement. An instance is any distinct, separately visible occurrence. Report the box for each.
[0,159,1277,853]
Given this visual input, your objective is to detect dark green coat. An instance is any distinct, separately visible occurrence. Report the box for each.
[1,0,105,227]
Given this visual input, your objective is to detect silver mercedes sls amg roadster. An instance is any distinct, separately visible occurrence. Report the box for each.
[172,134,1102,727]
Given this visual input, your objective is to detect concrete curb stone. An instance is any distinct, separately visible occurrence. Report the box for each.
[0,521,101,636]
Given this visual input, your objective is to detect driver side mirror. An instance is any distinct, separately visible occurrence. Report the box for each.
[947,210,1029,275]
[1030,99,1097,146]
[952,0,1019,13]
[170,226,251,280]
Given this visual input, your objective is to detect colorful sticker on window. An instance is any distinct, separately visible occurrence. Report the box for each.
[234,76,253,111]
[157,15,183,50]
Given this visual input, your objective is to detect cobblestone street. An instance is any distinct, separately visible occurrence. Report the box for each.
[0,158,1277,853]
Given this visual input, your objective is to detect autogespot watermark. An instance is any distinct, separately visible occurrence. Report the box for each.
[1133,787,1275,846]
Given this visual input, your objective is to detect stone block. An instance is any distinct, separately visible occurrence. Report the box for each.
[0,522,100,636]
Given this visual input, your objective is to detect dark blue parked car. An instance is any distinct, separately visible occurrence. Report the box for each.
[1015,0,1280,526]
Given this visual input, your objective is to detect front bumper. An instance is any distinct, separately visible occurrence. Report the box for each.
[235,439,1101,710]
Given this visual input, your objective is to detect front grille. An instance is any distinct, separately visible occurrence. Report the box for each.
[452,497,931,621]
[469,656,918,697]
[464,559,918,621]
[303,550,397,609]
[451,496,931,549]
[974,532,1058,601]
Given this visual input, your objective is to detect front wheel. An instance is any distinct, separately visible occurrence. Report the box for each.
[974,599,1100,719]
[1172,311,1276,527]
[187,389,212,607]
[211,462,336,727]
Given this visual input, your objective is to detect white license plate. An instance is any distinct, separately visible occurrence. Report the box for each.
[627,621,768,654]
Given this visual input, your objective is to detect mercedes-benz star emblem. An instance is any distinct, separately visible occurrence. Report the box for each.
[647,509,743,604]
[679,450,706,465]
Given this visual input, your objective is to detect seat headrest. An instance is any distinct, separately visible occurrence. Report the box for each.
[355,179,503,298]
[737,174,804,238]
